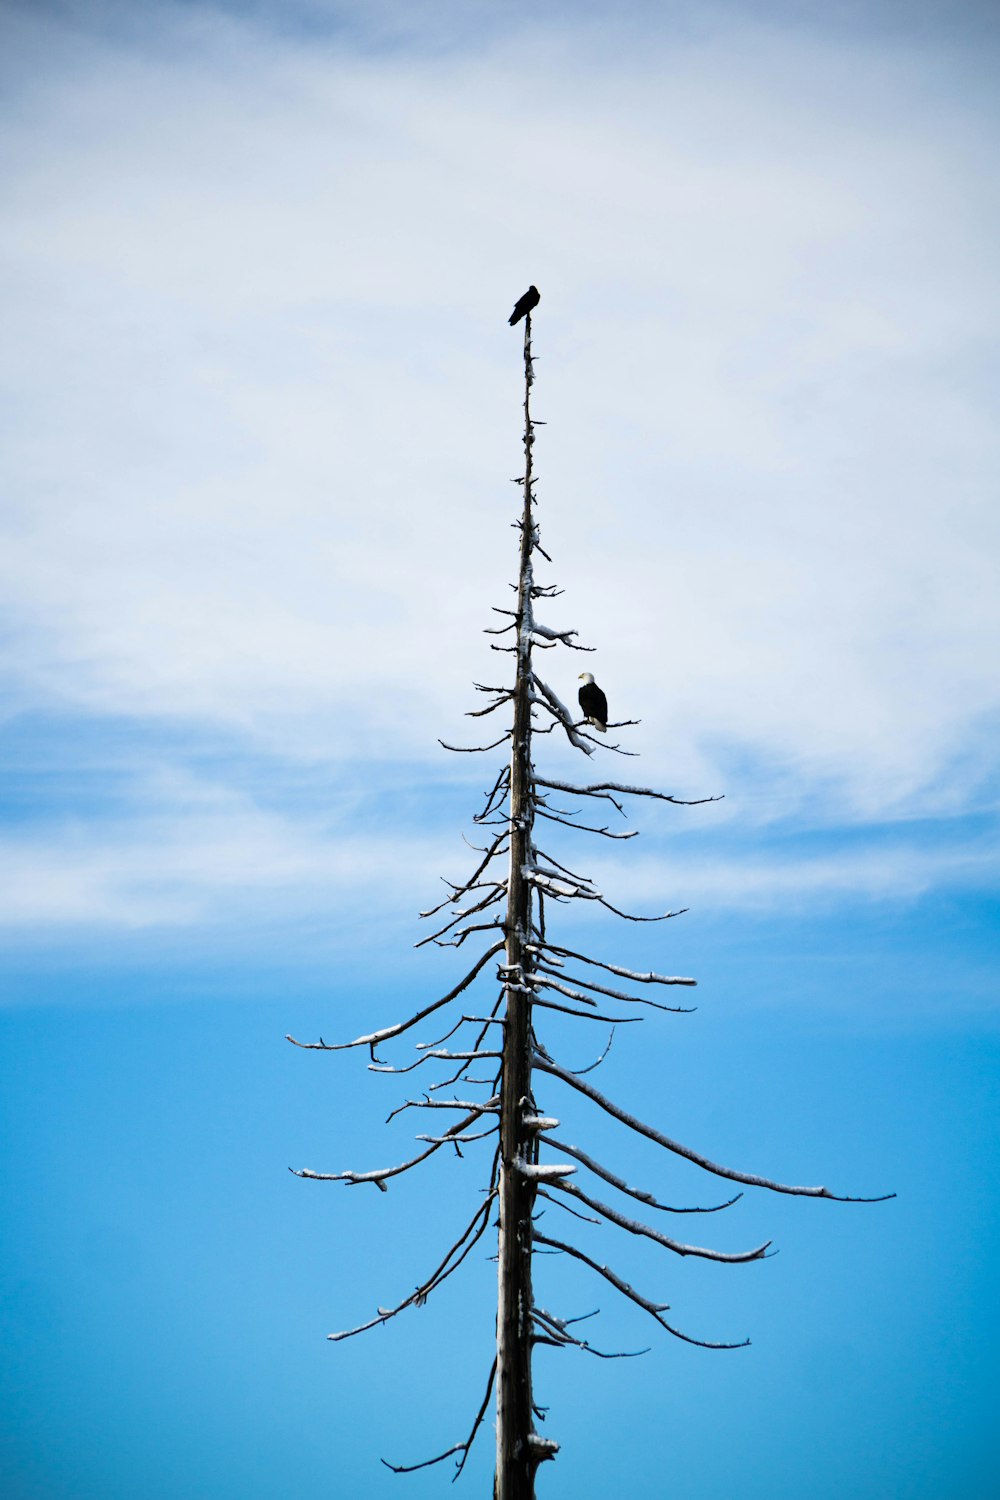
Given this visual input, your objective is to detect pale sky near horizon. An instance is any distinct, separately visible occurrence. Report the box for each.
[1,2,998,1497]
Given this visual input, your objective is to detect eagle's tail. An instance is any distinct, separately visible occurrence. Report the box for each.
[589,720,608,733]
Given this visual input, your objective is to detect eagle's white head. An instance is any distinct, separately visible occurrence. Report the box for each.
[578,672,595,684]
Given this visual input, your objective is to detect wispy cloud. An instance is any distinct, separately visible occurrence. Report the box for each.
[0,750,993,941]
[584,836,1000,914]
[0,764,450,931]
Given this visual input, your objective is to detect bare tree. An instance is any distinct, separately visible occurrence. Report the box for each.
[288,299,893,1498]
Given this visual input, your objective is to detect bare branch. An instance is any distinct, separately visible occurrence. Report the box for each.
[530,621,593,653]
[546,1179,770,1262]
[573,725,640,758]
[565,1027,617,1076]
[528,940,696,988]
[416,1124,499,1144]
[532,846,597,889]
[381,1444,467,1476]
[526,869,601,903]
[291,1105,494,1187]
[532,970,694,1016]
[515,1159,576,1183]
[533,1233,750,1349]
[545,1138,742,1215]
[535,1055,895,1201]
[536,776,723,809]
[370,1048,501,1077]
[534,804,639,839]
[598,897,689,923]
[535,1187,600,1225]
[536,779,623,814]
[475,764,511,823]
[415,888,507,949]
[416,1014,505,1051]
[439,731,512,753]
[420,875,506,921]
[421,1005,506,1093]
[530,993,642,1025]
[434,919,505,949]
[386,1097,500,1123]
[466,694,514,719]
[440,830,510,905]
[526,861,597,895]
[531,675,596,755]
[531,1306,648,1359]
[331,1192,496,1342]
[285,942,503,1054]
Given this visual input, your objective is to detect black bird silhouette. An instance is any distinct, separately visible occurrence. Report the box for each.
[577,672,608,732]
[508,285,540,326]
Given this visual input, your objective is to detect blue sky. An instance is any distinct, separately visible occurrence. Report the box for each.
[1,1,998,1496]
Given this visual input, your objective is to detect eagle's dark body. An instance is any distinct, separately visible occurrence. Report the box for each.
[578,675,608,731]
[508,285,540,326]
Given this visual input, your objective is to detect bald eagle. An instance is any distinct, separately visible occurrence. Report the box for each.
[509,286,540,326]
[578,673,608,732]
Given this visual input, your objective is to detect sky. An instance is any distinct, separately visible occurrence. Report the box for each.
[1,0,998,1495]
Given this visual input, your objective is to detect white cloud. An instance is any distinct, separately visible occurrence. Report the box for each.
[0,766,451,931]
[0,0,997,917]
[578,836,1000,914]
[0,772,992,938]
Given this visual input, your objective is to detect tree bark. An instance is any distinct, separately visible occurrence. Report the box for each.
[496,311,539,1500]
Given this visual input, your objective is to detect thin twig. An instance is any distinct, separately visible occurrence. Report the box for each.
[536,776,723,808]
[530,994,641,1025]
[386,1097,500,1123]
[439,732,512,753]
[415,888,507,949]
[434,919,505,949]
[416,1124,499,1145]
[291,1104,495,1187]
[369,1048,501,1077]
[533,804,639,839]
[597,896,689,923]
[466,694,514,719]
[531,1306,648,1360]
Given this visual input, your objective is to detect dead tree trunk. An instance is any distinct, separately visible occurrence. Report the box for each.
[496,312,543,1500]
[287,288,893,1494]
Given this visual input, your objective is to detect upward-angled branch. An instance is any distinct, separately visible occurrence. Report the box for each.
[531,675,596,755]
